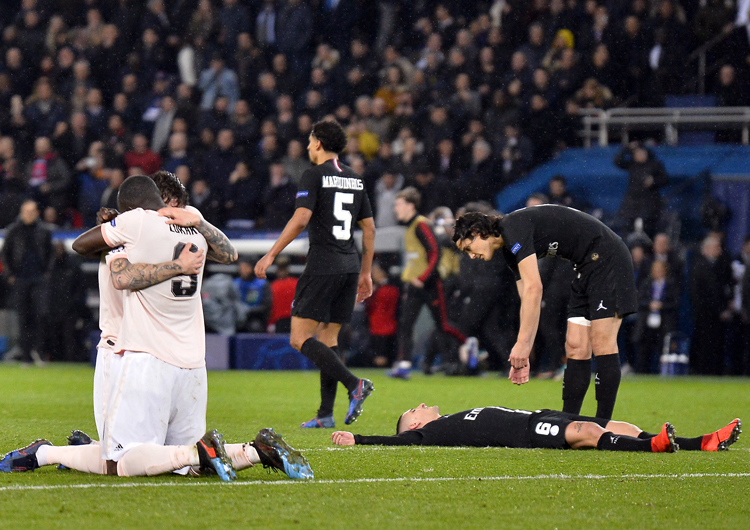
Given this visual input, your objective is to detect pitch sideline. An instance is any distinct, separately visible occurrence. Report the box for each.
[1,472,749,492]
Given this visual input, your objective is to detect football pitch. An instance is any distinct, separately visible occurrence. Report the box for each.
[1,364,748,530]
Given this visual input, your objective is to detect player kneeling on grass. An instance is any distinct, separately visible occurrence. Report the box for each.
[1,428,313,480]
[331,404,741,454]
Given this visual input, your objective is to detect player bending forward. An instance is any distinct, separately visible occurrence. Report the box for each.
[332,403,741,454]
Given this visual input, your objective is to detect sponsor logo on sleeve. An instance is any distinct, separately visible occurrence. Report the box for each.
[296,191,309,198]
[110,219,116,227]
[511,242,522,254]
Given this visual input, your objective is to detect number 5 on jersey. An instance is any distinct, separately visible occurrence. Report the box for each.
[333,192,354,240]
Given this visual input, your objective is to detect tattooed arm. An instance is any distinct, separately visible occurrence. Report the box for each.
[158,207,238,264]
[110,243,205,290]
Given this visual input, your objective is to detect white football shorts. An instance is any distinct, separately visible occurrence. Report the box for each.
[102,351,207,462]
[93,346,113,441]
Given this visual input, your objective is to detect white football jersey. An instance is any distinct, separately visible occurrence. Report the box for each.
[96,246,127,349]
[101,208,208,369]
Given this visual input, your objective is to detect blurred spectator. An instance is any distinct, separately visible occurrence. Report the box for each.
[42,241,85,362]
[150,95,176,154]
[226,161,263,222]
[100,168,126,211]
[163,132,191,174]
[262,162,296,230]
[276,0,313,76]
[498,123,532,186]
[124,133,161,175]
[190,179,222,226]
[199,54,239,113]
[25,136,71,214]
[280,139,311,186]
[373,170,403,228]
[2,200,52,365]
[547,175,578,209]
[23,78,67,138]
[235,256,272,333]
[267,255,297,333]
[635,260,680,373]
[0,137,25,228]
[690,234,734,375]
[200,128,238,203]
[53,111,94,168]
[219,0,250,56]
[614,141,669,237]
[202,272,243,335]
[649,233,684,286]
[363,262,400,368]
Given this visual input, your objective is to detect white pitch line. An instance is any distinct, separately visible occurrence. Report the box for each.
[1,472,749,493]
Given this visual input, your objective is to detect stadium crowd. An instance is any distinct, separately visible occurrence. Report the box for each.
[0,0,749,375]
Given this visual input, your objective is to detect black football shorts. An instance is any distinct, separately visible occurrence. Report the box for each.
[291,272,359,324]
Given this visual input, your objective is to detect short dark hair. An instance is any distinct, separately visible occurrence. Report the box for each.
[150,170,189,207]
[397,186,421,208]
[310,119,348,154]
[396,412,407,435]
[117,175,164,212]
[452,212,504,245]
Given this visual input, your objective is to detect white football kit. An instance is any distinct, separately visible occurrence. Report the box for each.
[92,246,127,441]
[99,208,209,461]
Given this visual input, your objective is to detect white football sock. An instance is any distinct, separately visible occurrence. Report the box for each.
[225,443,260,471]
[117,444,199,477]
[40,445,107,474]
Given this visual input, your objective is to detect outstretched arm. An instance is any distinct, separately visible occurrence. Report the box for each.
[158,207,238,264]
[332,430,423,446]
[509,254,543,385]
[72,225,110,256]
[254,207,313,279]
[110,244,204,290]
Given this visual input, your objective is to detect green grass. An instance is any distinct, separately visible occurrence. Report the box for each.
[1,364,748,530]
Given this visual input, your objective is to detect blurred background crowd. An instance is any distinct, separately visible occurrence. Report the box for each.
[0,0,749,377]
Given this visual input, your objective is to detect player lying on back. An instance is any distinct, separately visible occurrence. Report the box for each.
[331,403,741,453]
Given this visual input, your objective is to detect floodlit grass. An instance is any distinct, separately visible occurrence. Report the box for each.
[1,364,748,530]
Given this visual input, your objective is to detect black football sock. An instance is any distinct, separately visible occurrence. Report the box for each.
[301,338,359,393]
[597,432,654,452]
[594,354,621,420]
[562,359,592,415]
[317,346,341,418]
[637,430,701,449]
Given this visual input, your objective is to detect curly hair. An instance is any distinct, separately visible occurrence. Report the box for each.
[150,170,189,207]
[451,212,504,246]
[310,119,348,154]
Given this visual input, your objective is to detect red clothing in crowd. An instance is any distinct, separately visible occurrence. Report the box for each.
[269,276,298,325]
[365,283,399,336]
[124,149,162,175]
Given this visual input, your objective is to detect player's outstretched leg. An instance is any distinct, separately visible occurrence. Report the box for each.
[345,378,374,425]
[701,418,742,451]
[0,439,52,472]
[650,423,679,453]
[301,415,335,429]
[197,430,236,481]
[252,428,314,480]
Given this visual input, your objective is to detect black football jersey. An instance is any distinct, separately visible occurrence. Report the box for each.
[499,205,624,280]
[295,158,373,274]
[354,407,536,448]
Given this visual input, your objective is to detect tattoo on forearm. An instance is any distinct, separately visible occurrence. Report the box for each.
[197,220,237,264]
[110,259,183,290]
[575,422,583,434]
